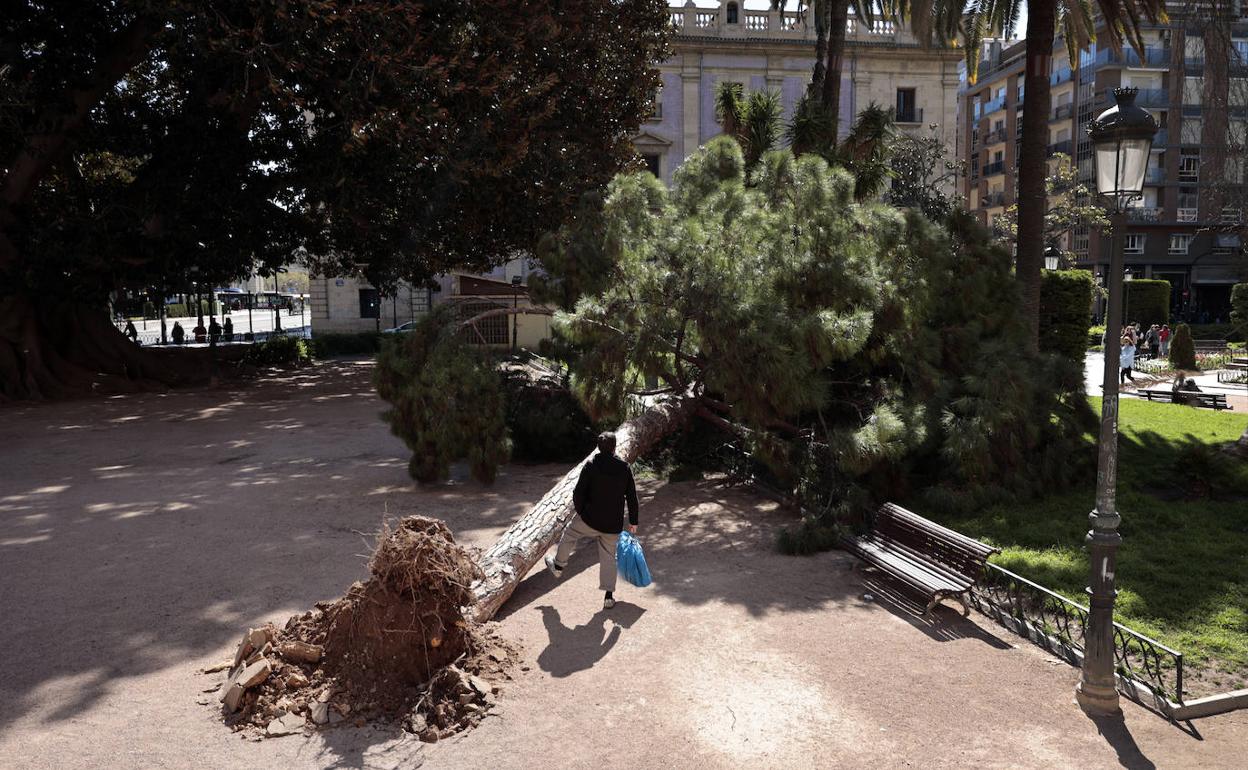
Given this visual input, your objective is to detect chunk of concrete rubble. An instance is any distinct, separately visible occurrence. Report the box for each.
[248,627,272,649]
[467,675,492,696]
[238,659,272,690]
[309,701,330,726]
[266,711,307,737]
[277,640,322,664]
[285,671,309,689]
[220,683,246,712]
[231,632,254,668]
[245,642,273,666]
[315,687,335,703]
[202,661,232,674]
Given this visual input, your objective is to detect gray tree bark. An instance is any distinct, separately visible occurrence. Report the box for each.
[470,392,699,622]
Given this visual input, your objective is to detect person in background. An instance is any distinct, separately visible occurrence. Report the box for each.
[223,317,234,342]
[171,321,185,345]
[193,321,207,344]
[1159,324,1171,357]
[124,320,139,344]
[1120,336,1137,385]
[208,318,222,344]
[1146,324,1161,360]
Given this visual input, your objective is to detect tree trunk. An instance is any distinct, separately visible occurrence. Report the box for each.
[470,392,700,622]
[809,0,829,97]
[821,0,849,145]
[0,295,196,401]
[1016,0,1057,354]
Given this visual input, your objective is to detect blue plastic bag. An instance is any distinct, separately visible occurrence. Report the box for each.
[616,531,652,588]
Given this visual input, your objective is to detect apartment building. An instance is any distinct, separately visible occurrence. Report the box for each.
[643,1,963,185]
[961,12,1248,320]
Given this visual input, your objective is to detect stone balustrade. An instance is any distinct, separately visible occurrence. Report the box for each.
[667,2,916,46]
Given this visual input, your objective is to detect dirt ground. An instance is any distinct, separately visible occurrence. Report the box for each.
[1,359,1245,770]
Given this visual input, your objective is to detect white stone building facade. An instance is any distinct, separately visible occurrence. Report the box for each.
[638,2,964,184]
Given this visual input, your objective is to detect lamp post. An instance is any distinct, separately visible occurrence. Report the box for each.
[1078,87,1157,715]
[510,275,523,352]
[1044,242,1062,271]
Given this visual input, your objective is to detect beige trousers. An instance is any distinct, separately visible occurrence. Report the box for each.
[553,516,619,592]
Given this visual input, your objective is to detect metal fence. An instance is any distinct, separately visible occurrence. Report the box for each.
[971,562,1185,704]
[124,324,311,347]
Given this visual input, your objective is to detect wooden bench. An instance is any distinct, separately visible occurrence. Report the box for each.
[1194,339,1228,353]
[1137,389,1232,410]
[841,503,999,616]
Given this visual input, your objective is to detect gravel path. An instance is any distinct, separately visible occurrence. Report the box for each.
[1,360,1244,769]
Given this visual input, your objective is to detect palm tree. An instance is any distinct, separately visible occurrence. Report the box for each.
[885,0,1166,353]
[715,82,783,170]
[836,103,896,200]
[780,0,872,148]
[812,0,875,146]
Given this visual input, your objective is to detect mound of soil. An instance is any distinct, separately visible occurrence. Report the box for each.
[210,516,520,741]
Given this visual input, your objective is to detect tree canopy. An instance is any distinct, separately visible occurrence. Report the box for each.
[0,0,670,399]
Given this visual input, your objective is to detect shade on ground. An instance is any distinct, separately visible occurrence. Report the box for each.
[0,361,1244,769]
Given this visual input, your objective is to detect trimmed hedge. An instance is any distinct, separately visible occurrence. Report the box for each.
[1232,283,1248,336]
[311,331,384,357]
[243,335,312,367]
[1040,269,1094,362]
[1122,279,1169,329]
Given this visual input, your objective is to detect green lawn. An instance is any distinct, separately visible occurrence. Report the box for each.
[929,398,1248,693]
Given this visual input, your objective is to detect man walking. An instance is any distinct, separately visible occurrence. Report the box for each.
[545,432,639,610]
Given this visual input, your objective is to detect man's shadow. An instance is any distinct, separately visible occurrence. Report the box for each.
[536,603,646,678]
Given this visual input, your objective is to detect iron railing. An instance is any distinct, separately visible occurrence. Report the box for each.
[123,323,312,347]
[971,563,1185,704]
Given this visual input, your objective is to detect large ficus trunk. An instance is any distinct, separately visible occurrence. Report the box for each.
[0,295,192,402]
[471,393,700,622]
[1016,0,1058,354]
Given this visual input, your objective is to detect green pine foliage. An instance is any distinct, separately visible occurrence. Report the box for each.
[1169,323,1197,371]
[548,136,1095,551]
[374,308,510,484]
[1230,283,1248,337]
[1124,279,1170,329]
[1039,270,1095,363]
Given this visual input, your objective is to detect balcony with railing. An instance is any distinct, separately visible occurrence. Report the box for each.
[982,96,1007,115]
[895,107,924,124]
[1050,67,1073,86]
[1095,46,1170,68]
[1048,139,1073,155]
[1126,206,1162,223]
[1184,57,1204,75]
[983,160,1005,177]
[1098,87,1167,107]
[983,191,1006,208]
[1051,103,1074,122]
[986,127,1008,144]
[1178,207,1199,222]
[1144,167,1166,184]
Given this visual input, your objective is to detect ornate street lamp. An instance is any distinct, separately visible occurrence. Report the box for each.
[1044,242,1062,271]
[1078,87,1157,715]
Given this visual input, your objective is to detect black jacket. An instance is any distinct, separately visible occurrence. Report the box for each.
[572,453,639,534]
